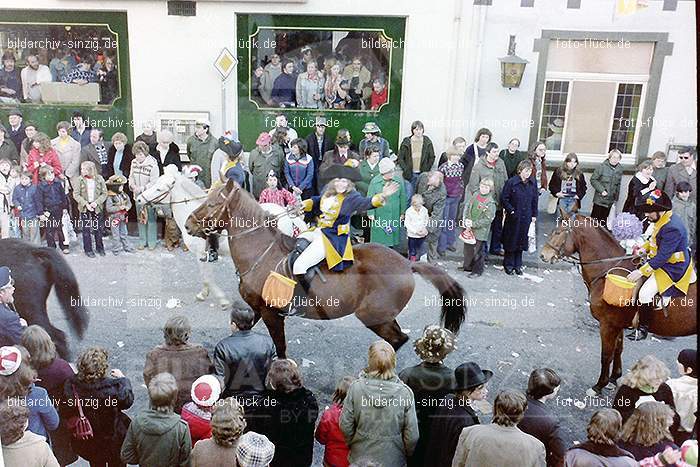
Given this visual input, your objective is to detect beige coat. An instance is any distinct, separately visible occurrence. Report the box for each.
[1,430,60,467]
[51,136,82,180]
[451,423,546,467]
[666,375,698,433]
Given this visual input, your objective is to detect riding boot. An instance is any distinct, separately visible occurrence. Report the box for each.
[279,271,315,318]
[626,303,653,341]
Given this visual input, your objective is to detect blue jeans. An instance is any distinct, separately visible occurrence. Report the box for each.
[438,196,460,253]
[408,237,425,258]
[404,173,421,209]
[80,211,104,253]
[559,196,577,214]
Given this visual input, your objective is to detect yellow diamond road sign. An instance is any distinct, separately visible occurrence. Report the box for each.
[215,48,237,79]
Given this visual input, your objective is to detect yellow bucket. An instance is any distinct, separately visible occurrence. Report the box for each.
[603,267,636,307]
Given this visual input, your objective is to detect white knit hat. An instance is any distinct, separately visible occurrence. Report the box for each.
[0,346,22,376]
[378,158,395,175]
[191,375,221,407]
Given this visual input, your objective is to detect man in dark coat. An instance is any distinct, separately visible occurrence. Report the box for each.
[501,161,539,275]
[424,362,492,467]
[398,326,456,467]
[151,129,182,175]
[518,369,567,467]
[304,116,333,195]
[6,109,25,153]
[0,266,24,346]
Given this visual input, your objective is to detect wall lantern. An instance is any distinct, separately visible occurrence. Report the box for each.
[499,35,528,89]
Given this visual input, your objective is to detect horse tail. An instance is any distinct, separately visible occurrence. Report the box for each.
[411,263,466,334]
[35,248,90,339]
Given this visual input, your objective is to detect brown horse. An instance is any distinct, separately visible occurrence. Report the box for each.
[184,180,467,358]
[540,213,696,394]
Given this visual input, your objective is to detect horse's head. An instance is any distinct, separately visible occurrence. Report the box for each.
[137,165,179,206]
[185,179,239,238]
[540,208,579,263]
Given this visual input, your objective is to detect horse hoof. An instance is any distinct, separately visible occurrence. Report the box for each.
[586,387,601,397]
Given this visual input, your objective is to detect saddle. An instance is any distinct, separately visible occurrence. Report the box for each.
[278,238,327,317]
[286,238,327,287]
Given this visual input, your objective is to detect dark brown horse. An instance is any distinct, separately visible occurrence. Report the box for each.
[184,180,467,358]
[540,213,696,394]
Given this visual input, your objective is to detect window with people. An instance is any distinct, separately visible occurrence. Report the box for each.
[250,28,391,111]
[0,23,120,106]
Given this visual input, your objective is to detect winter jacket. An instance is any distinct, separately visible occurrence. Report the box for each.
[60,375,134,464]
[425,394,480,467]
[439,161,465,198]
[617,440,678,463]
[152,142,183,175]
[367,173,407,247]
[271,72,297,105]
[666,375,698,434]
[529,154,549,191]
[501,149,528,179]
[180,402,212,446]
[51,135,82,180]
[564,441,637,467]
[11,183,39,218]
[0,301,22,346]
[190,438,238,467]
[359,137,391,161]
[623,173,656,219]
[357,160,381,196]
[399,362,455,467]
[398,135,436,181]
[296,71,325,108]
[249,146,285,198]
[80,143,110,177]
[666,163,697,203]
[121,409,192,467]
[405,205,429,238]
[26,384,59,439]
[501,175,538,252]
[35,180,67,213]
[548,169,587,202]
[186,134,218,188]
[260,387,319,467]
[36,357,75,401]
[462,193,497,242]
[1,430,59,467]
[460,143,484,187]
[518,397,567,467]
[0,139,19,165]
[305,132,333,179]
[613,383,680,432]
[73,175,108,214]
[416,172,446,235]
[284,153,314,191]
[106,144,135,179]
[143,343,213,413]
[27,148,63,185]
[590,160,624,208]
[129,155,160,196]
[652,166,668,192]
[105,191,132,217]
[213,330,276,397]
[672,197,696,248]
[340,373,419,467]
[466,156,508,208]
[316,403,350,467]
[318,148,362,181]
[452,423,546,467]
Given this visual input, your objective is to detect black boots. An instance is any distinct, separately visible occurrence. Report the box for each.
[201,235,219,262]
[626,303,653,341]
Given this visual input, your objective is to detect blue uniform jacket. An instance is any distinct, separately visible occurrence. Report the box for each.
[303,190,382,271]
[0,302,23,346]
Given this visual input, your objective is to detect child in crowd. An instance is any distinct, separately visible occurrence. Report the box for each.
[437,147,465,255]
[259,170,297,207]
[0,158,16,238]
[0,399,60,467]
[190,397,248,467]
[11,171,40,244]
[121,372,192,466]
[105,174,133,255]
[404,194,429,262]
[181,374,221,446]
[462,178,497,277]
[73,160,107,258]
[236,432,276,467]
[666,349,697,445]
[184,164,205,189]
[36,166,69,253]
[672,181,696,253]
[315,376,354,467]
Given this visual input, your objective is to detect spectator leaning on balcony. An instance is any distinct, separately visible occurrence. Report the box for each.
[62,54,97,85]
[21,54,52,104]
[295,60,325,109]
[0,51,21,104]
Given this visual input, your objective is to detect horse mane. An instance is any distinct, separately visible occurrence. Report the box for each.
[573,215,625,255]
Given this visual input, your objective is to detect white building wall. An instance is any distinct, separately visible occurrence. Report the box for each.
[5,0,697,158]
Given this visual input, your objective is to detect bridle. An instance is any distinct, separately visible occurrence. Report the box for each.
[139,177,209,207]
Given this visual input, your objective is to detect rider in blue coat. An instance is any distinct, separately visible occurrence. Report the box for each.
[0,266,23,347]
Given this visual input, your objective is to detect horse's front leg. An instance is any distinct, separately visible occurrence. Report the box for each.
[610,330,624,385]
[195,259,211,302]
[588,323,618,396]
[209,279,231,309]
[260,307,287,359]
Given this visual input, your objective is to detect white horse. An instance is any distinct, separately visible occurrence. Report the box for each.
[137,165,306,307]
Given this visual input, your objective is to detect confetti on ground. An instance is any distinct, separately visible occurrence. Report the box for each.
[511,352,520,358]
[521,330,528,334]
[576,346,582,352]
[401,328,412,334]
[547,302,556,307]
[116,341,124,348]
[574,400,586,409]
[165,298,180,309]
[296,339,301,344]
[301,358,316,367]
[521,273,544,283]
[489,289,498,293]
[650,336,660,342]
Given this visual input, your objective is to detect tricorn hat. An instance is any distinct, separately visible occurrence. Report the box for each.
[320,164,361,183]
[413,325,457,363]
[454,362,493,391]
[362,122,381,134]
[636,189,672,213]
[219,135,243,158]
